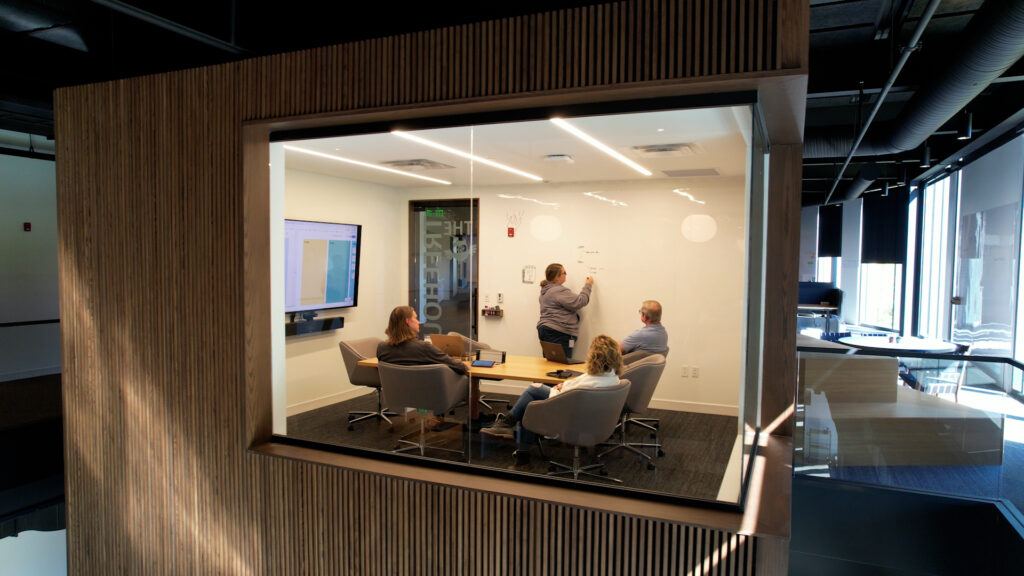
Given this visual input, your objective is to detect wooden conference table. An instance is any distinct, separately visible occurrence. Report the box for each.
[358,354,578,419]
[838,335,959,354]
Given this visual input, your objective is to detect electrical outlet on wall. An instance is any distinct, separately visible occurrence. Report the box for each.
[498,293,504,304]
[681,366,689,378]
[691,366,700,378]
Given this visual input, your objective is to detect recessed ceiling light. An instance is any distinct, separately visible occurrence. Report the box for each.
[657,128,665,132]
[284,145,451,185]
[392,130,543,182]
[550,117,652,176]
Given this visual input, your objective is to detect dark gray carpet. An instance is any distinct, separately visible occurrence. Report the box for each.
[287,392,739,502]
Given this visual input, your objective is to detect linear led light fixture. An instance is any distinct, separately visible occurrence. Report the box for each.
[550,117,652,176]
[283,145,451,185]
[391,130,543,182]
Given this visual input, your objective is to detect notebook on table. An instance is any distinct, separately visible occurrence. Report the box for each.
[540,341,585,365]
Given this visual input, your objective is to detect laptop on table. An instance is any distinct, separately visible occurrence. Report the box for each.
[429,334,468,358]
[540,341,585,365]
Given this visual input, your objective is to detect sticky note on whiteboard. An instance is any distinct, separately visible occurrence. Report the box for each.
[522,265,536,283]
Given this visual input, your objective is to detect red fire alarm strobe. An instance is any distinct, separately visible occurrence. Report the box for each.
[507,227,515,237]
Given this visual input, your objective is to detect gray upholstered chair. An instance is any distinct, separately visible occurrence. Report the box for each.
[521,379,630,482]
[447,331,510,411]
[378,362,469,458]
[339,338,397,430]
[622,346,669,367]
[598,354,666,468]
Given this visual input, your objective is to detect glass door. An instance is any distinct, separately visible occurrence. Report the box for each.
[951,138,1023,361]
[409,199,480,339]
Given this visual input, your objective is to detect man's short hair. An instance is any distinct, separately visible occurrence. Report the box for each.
[641,300,662,323]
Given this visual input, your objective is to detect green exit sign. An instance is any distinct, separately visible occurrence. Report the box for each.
[425,208,446,217]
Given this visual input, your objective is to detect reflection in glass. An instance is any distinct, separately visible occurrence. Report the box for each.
[795,350,1022,516]
[274,105,762,506]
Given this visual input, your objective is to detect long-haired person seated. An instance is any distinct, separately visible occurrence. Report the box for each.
[480,334,623,441]
[376,306,468,376]
[376,306,469,429]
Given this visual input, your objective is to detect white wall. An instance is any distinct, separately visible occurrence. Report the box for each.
[405,177,748,414]
[0,153,60,381]
[280,168,749,416]
[0,529,66,576]
[281,169,406,416]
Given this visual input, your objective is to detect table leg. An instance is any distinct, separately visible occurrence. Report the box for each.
[470,377,481,420]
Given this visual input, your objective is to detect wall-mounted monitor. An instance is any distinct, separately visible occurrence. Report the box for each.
[284,219,361,312]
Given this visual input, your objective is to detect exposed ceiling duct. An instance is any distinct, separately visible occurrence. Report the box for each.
[838,165,879,204]
[804,0,1024,159]
[0,0,87,51]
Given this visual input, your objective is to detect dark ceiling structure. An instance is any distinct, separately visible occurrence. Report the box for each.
[1,0,1023,205]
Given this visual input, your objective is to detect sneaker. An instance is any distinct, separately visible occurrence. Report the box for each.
[480,414,515,439]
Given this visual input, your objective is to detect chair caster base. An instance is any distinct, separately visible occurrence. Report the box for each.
[347,425,355,431]
[647,462,656,470]
[657,449,666,457]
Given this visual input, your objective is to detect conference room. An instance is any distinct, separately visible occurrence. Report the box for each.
[268,100,768,506]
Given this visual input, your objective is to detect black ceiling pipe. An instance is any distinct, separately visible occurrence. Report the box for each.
[805,0,1024,159]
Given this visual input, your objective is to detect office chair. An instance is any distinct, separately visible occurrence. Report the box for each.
[447,331,511,411]
[621,346,669,367]
[521,380,630,482]
[921,345,973,403]
[338,338,397,430]
[597,354,667,468]
[378,362,469,458]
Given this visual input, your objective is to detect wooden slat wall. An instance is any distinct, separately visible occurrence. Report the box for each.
[56,1,803,574]
[255,460,756,575]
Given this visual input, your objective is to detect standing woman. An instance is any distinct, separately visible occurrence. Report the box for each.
[537,263,593,358]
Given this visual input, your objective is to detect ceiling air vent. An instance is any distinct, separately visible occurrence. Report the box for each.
[630,143,699,158]
[543,154,575,163]
[380,159,454,171]
[662,168,721,177]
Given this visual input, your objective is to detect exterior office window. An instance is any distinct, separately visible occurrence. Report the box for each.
[859,263,902,330]
[816,256,840,284]
[918,176,955,339]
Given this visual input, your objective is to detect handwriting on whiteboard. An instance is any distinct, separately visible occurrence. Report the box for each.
[575,244,605,274]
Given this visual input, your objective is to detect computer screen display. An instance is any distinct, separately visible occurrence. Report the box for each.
[284,219,361,312]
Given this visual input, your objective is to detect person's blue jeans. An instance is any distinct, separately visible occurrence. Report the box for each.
[509,385,551,445]
[538,325,575,359]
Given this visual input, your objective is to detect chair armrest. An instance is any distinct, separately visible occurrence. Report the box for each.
[439,369,470,408]
[521,393,568,438]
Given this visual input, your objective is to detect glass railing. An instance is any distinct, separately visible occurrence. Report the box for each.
[794,346,1024,516]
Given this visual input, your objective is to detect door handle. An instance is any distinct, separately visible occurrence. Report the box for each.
[950,296,962,305]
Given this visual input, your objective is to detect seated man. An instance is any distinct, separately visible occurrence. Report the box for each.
[481,334,622,441]
[620,300,668,355]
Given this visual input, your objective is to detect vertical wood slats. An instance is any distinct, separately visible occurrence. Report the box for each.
[56,0,797,574]
[236,0,782,120]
